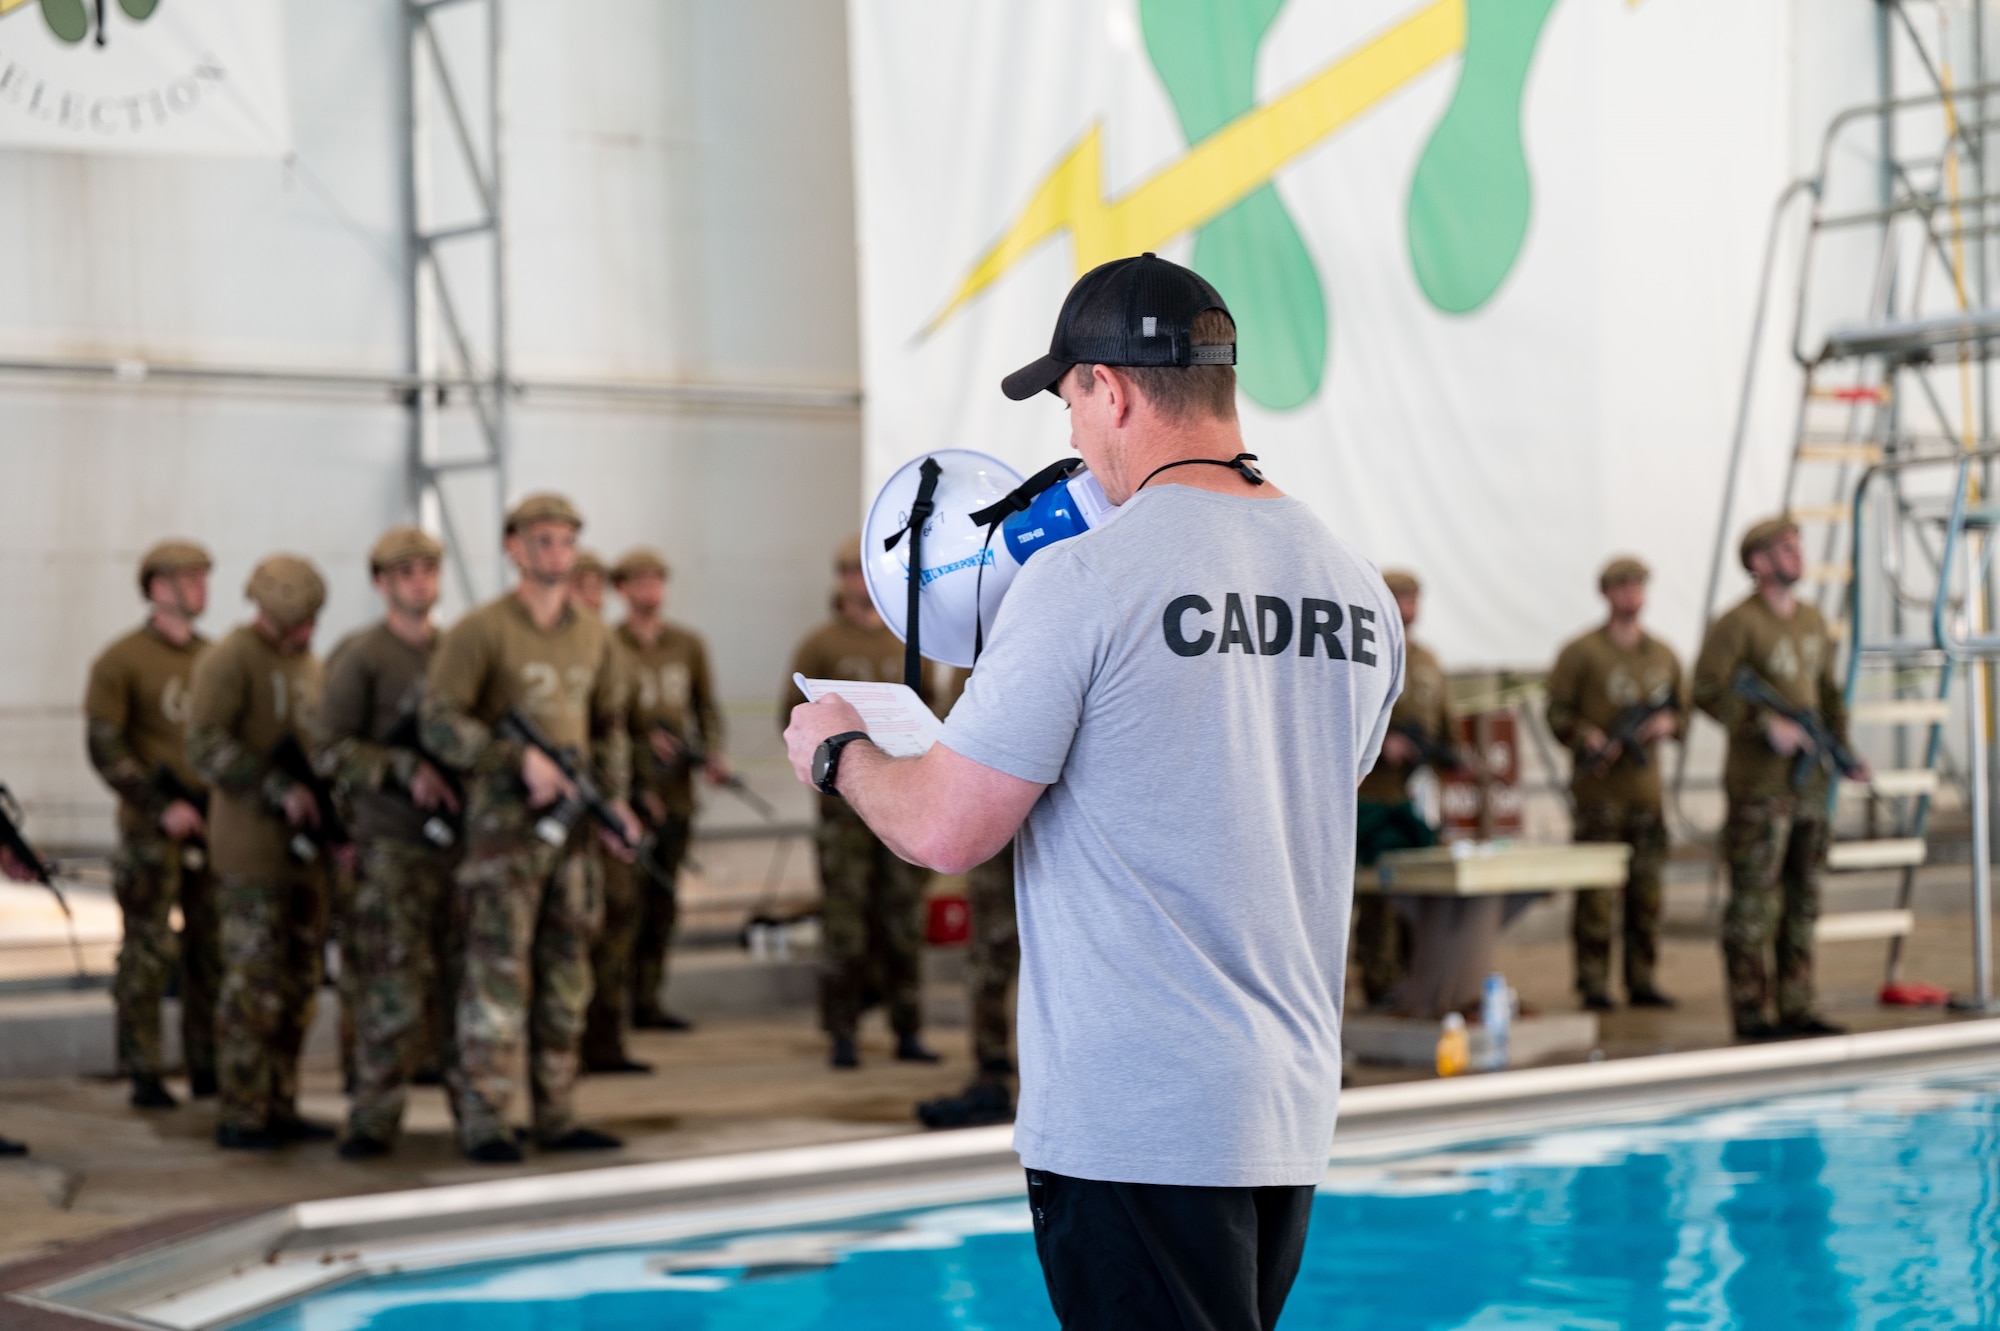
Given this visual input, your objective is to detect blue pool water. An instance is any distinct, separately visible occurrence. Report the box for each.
[238,1074,2000,1330]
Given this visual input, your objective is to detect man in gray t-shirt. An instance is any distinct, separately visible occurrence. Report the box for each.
[785,254,1401,1330]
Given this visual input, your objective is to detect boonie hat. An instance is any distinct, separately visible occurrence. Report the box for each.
[1382,569,1421,598]
[369,526,443,575]
[571,549,607,581]
[835,532,863,571]
[138,539,212,595]
[1599,556,1650,590]
[1001,253,1235,401]
[611,548,669,585]
[246,555,326,630]
[505,492,583,535]
[1739,515,1799,570]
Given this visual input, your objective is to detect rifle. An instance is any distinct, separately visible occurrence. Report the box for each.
[148,765,210,869]
[269,733,352,864]
[497,706,634,852]
[381,712,464,850]
[1728,667,1866,789]
[651,721,777,821]
[1390,721,1467,776]
[0,784,85,980]
[1580,685,1678,773]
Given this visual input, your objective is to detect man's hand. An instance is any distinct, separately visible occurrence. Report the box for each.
[410,762,460,813]
[598,798,642,862]
[650,729,683,765]
[785,694,870,785]
[521,746,575,809]
[1638,711,1679,745]
[0,846,32,883]
[640,790,669,825]
[1381,731,1420,766]
[159,799,206,840]
[281,784,320,829]
[1764,714,1815,757]
[1577,724,1620,769]
[704,754,734,785]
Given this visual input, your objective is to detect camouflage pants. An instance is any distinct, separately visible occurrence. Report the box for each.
[1570,800,1668,999]
[966,846,1018,1073]
[628,813,692,1025]
[1353,800,1436,1006]
[345,838,460,1142]
[215,869,327,1133]
[1721,796,1828,1028]
[111,832,217,1082]
[449,836,601,1148]
[816,802,929,1040]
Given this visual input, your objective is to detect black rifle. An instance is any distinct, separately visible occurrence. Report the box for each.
[381,712,464,850]
[651,721,778,821]
[269,733,352,864]
[1729,667,1866,789]
[0,784,84,979]
[147,765,211,870]
[497,707,634,852]
[1391,721,1467,775]
[1581,685,1678,772]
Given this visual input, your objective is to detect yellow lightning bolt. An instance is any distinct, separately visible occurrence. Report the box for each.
[0,0,37,15]
[927,0,1467,335]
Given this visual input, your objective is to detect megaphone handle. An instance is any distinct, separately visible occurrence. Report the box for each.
[904,457,942,691]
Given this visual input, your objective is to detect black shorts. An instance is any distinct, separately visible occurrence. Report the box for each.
[1025,1167,1315,1330]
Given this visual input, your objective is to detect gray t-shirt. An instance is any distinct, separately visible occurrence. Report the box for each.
[943,484,1402,1187]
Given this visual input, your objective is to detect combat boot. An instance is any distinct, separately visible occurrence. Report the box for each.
[130,1074,178,1110]
[894,1034,942,1064]
[916,1080,1014,1130]
[829,1034,859,1069]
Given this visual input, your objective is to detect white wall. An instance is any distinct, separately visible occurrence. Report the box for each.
[0,0,863,845]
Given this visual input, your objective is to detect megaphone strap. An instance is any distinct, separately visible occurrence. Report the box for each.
[881,456,943,690]
[1138,453,1265,492]
[966,457,1083,530]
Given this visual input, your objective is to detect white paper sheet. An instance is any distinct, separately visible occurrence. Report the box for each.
[792,675,941,758]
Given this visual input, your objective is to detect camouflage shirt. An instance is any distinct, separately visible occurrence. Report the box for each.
[421,593,631,841]
[1357,639,1448,806]
[318,622,436,844]
[620,620,723,817]
[1694,592,1849,801]
[83,622,210,836]
[1545,625,1686,806]
[185,624,323,877]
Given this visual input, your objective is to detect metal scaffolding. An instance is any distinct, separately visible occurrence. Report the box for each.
[404,0,509,607]
[1696,0,2000,1008]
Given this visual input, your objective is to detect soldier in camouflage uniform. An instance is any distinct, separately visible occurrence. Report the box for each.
[318,528,463,1158]
[1547,557,1686,1011]
[84,540,216,1110]
[186,555,334,1150]
[580,548,723,1066]
[1694,516,1869,1041]
[781,534,940,1069]
[1353,569,1452,1008]
[422,493,636,1162]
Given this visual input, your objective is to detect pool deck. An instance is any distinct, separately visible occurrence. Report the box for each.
[1,864,1993,1324]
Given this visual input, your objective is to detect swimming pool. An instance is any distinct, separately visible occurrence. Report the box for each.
[228,1069,2000,1330]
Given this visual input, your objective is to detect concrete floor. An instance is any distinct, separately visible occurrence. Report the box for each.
[0,866,1987,1271]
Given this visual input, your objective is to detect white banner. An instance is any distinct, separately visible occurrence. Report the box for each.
[849,0,1796,669]
[0,0,288,157]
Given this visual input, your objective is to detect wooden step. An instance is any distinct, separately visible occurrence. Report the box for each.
[1849,698,1951,726]
[1814,909,1916,942]
[1797,443,1884,464]
[1788,503,1852,525]
[1826,838,1928,871]
[1806,384,1891,404]
[1841,769,1941,798]
[1807,563,1853,584]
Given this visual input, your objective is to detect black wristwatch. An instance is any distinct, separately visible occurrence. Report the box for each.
[812,731,871,797]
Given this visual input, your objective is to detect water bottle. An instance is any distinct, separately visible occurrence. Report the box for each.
[1481,972,1512,1072]
[1434,1012,1470,1077]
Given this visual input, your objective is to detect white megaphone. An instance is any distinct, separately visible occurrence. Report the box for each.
[862,450,1116,668]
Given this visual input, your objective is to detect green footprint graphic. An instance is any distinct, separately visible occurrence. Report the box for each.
[38,0,87,42]
[1407,0,1559,313]
[1141,0,1327,411]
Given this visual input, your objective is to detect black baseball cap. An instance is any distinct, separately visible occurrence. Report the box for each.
[1000,252,1236,401]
